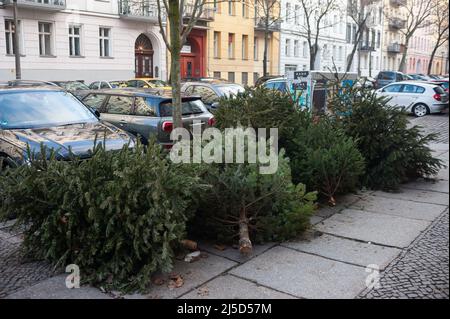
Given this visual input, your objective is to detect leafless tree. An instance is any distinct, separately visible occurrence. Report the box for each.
[346,0,378,74]
[253,0,281,76]
[386,0,437,72]
[427,0,449,75]
[295,0,338,70]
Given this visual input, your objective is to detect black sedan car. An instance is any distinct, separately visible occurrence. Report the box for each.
[0,87,134,168]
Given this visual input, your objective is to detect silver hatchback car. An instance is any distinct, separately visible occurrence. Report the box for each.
[375,81,449,117]
[81,89,215,147]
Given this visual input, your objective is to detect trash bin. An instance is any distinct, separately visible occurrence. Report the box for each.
[312,79,328,115]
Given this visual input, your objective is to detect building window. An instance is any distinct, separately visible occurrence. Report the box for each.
[253,37,258,60]
[242,35,248,60]
[213,71,221,79]
[253,72,259,85]
[285,39,291,56]
[303,41,308,57]
[338,46,343,61]
[38,22,53,56]
[295,5,300,25]
[294,40,299,57]
[285,64,297,74]
[69,25,81,57]
[242,0,248,18]
[99,27,111,57]
[242,72,248,85]
[228,72,235,82]
[286,3,291,23]
[346,23,351,43]
[213,31,221,58]
[228,0,235,15]
[228,33,235,59]
[377,31,381,48]
[4,19,21,55]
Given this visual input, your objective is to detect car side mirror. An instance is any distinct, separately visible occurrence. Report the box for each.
[211,102,220,109]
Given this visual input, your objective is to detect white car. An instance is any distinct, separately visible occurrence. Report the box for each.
[375,81,449,117]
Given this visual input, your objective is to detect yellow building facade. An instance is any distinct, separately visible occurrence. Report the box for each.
[205,1,280,85]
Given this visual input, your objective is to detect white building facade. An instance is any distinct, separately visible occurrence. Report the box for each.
[279,0,384,78]
[0,0,167,83]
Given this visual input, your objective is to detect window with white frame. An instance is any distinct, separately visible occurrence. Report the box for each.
[4,19,21,55]
[303,41,308,57]
[295,5,300,25]
[285,39,291,56]
[39,22,53,56]
[286,3,291,23]
[69,25,81,56]
[253,37,258,60]
[99,27,111,57]
[294,40,299,57]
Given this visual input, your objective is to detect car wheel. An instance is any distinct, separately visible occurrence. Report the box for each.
[412,103,429,117]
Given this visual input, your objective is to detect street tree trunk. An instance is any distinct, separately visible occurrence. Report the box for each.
[310,43,316,70]
[398,36,411,73]
[168,0,182,129]
[13,0,21,80]
[263,18,269,76]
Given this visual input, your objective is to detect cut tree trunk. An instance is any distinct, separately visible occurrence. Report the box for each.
[238,208,252,255]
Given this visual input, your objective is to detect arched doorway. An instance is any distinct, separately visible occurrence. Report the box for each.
[180,29,206,79]
[135,34,153,78]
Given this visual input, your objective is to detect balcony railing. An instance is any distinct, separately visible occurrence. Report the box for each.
[2,0,66,10]
[387,43,402,53]
[119,1,165,22]
[390,0,407,7]
[360,43,376,51]
[183,4,215,21]
[389,17,406,30]
[254,17,281,32]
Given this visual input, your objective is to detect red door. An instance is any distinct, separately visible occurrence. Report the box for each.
[135,53,153,78]
[181,57,195,79]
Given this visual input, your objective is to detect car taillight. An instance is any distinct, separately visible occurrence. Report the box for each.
[162,121,173,132]
[433,93,442,101]
[208,117,216,126]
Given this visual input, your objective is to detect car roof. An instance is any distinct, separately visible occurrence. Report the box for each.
[386,81,438,87]
[86,88,197,100]
[0,86,65,94]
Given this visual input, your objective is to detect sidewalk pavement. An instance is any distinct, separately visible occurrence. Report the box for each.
[4,144,449,299]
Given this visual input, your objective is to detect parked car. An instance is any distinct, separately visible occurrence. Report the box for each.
[181,81,245,112]
[0,87,134,168]
[375,81,449,117]
[126,78,170,89]
[81,89,214,147]
[7,80,90,99]
[356,76,376,89]
[89,80,129,90]
[182,77,229,83]
[255,75,283,87]
[375,71,408,89]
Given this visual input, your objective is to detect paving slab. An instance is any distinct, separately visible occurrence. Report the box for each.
[435,167,449,181]
[230,246,367,299]
[350,195,447,221]
[282,234,402,270]
[428,143,449,152]
[371,189,449,206]
[198,242,276,264]
[403,179,449,194]
[138,254,237,299]
[315,209,431,248]
[315,192,369,218]
[6,275,111,299]
[310,215,325,225]
[182,274,295,299]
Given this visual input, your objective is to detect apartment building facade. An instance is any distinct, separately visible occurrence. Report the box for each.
[0,0,167,82]
[381,0,407,71]
[278,0,383,78]
[205,0,280,85]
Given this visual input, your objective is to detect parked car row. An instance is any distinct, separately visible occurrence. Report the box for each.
[0,83,215,168]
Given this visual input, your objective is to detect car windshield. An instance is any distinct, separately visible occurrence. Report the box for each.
[0,91,98,129]
[159,99,205,117]
[55,81,89,90]
[216,85,245,97]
